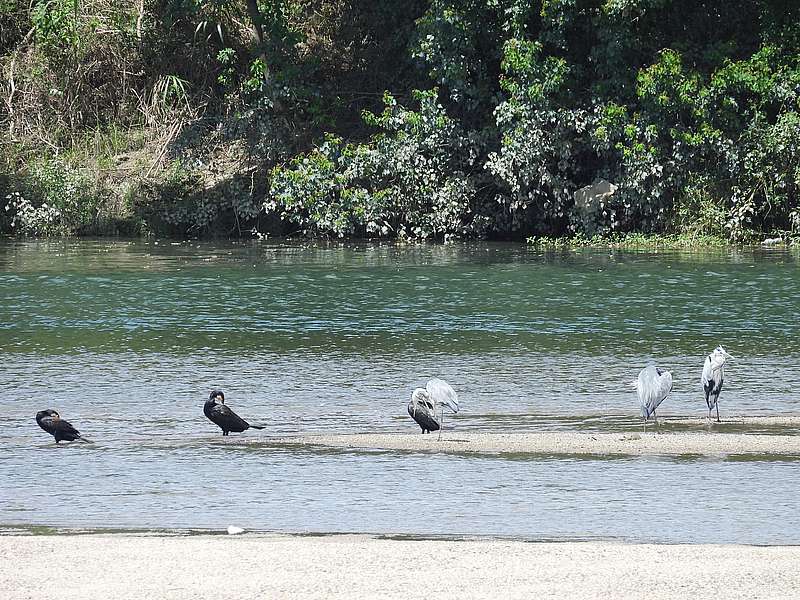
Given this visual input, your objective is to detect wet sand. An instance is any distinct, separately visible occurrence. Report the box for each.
[268,431,800,456]
[660,414,800,427]
[2,534,799,600]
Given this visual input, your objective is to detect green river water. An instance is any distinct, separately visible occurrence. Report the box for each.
[1,238,799,543]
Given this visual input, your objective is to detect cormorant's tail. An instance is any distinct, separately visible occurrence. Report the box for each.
[249,424,265,430]
[77,436,92,443]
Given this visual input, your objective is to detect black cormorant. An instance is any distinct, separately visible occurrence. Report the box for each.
[35,409,90,443]
[204,390,264,436]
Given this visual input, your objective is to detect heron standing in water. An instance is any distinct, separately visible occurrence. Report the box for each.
[702,345,732,422]
[407,378,459,440]
[632,365,673,431]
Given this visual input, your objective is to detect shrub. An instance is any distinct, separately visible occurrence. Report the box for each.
[268,89,484,239]
[4,158,100,235]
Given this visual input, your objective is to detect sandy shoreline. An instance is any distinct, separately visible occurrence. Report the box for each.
[2,534,799,599]
[264,431,800,456]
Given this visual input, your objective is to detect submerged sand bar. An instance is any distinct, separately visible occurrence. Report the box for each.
[3,534,800,600]
[272,431,800,456]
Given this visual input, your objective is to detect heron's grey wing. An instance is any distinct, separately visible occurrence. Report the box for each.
[655,370,673,399]
[637,366,671,417]
[637,366,655,402]
[701,356,713,387]
[426,378,459,413]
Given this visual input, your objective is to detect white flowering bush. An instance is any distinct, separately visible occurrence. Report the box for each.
[5,192,64,235]
[3,160,98,235]
[268,89,483,239]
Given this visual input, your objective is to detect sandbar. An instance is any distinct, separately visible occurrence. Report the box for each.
[2,534,799,599]
[267,431,800,456]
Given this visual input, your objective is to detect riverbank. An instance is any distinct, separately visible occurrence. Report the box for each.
[265,430,800,457]
[2,534,799,599]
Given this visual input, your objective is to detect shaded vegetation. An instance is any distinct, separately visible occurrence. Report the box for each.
[1,1,799,241]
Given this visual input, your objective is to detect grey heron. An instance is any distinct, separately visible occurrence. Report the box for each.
[204,390,265,436]
[36,409,91,443]
[632,365,673,431]
[408,378,459,440]
[702,345,732,422]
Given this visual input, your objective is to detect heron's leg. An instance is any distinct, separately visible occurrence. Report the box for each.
[438,410,445,441]
[716,402,720,423]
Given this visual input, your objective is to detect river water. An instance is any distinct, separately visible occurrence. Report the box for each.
[1,238,799,543]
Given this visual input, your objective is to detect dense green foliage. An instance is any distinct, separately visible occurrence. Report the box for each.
[268,90,484,239]
[1,1,799,240]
